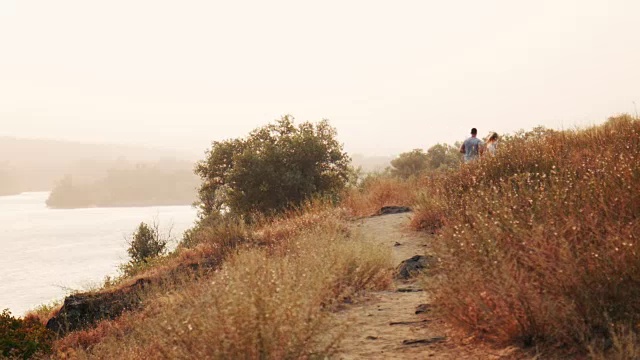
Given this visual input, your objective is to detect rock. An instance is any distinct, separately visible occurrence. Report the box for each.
[415,303,432,314]
[46,278,151,335]
[389,319,430,326]
[402,337,446,346]
[396,287,423,293]
[375,206,412,216]
[45,254,223,336]
[393,241,402,247]
[395,255,434,280]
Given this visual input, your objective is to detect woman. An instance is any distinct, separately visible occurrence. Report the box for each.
[486,132,499,156]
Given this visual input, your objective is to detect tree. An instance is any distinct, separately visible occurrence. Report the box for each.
[390,149,429,178]
[127,222,168,264]
[390,144,461,179]
[425,143,461,170]
[195,115,351,218]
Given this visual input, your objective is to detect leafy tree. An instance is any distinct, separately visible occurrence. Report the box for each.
[390,144,462,179]
[390,149,429,178]
[425,143,461,170]
[127,222,168,264]
[195,115,351,218]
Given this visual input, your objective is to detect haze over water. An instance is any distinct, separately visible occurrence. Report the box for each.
[0,192,197,316]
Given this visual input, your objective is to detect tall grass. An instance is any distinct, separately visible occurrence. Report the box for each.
[412,115,640,355]
[55,210,392,359]
[342,175,420,216]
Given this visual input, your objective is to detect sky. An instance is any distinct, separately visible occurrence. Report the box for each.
[0,0,639,156]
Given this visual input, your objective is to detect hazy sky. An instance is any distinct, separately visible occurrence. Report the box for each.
[1,0,638,156]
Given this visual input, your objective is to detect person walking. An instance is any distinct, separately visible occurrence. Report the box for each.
[486,132,499,156]
[459,128,484,163]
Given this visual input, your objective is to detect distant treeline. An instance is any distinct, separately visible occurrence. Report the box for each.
[46,163,199,208]
[0,136,198,196]
[0,167,20,196]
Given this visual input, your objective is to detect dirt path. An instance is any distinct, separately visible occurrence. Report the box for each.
[335,213,522,360]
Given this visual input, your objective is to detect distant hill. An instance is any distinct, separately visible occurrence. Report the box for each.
[0,137,198,194]
[45,162,199,208]
[350,153,394,173]
[0,166,20,196]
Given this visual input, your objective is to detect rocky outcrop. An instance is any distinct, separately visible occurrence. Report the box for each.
[46,278,151,334]
[46,255,222,335]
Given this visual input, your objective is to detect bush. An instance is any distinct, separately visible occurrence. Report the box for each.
[195,115,351,219]
[417,115,640,354]
[126,222,168,265]
[410,194,446,233]
[0,309,53,359]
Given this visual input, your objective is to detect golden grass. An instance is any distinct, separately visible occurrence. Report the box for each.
[53,208,392,359]
[341,175,419,217]
[589,325,640,360]
[411,115,640,355]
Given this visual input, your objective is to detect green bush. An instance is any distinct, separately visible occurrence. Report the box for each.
[195,115,351,219]
[0,309,53,359]
[127,222,168,264]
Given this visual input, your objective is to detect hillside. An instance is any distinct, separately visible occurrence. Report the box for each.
[3,115,638,359]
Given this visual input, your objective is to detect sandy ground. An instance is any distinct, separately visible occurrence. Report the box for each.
[334,213,526,360]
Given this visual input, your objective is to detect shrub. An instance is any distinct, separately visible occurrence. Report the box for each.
[410,193,447,233]
[195,115,351,219]
[126,222,168,265]
[0,309,53,359]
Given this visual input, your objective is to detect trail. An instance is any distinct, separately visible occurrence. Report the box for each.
[335,213,522,360]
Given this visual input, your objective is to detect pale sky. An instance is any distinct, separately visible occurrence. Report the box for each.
[1,0,638,156]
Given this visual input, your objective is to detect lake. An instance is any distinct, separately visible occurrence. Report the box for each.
[0,192,197,316]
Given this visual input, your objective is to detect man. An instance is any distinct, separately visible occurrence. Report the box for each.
[459,128,484,163]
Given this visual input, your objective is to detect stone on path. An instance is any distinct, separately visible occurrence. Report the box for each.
[376,206,412,216]
[395,255,434,280]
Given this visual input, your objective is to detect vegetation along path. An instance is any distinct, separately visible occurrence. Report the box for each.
[335,212,521,360]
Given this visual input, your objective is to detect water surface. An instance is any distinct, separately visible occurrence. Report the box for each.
[0,192,197,315]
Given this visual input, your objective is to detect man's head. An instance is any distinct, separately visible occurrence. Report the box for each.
[471,128,477,136]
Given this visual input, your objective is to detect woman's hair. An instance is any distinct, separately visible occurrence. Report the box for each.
[488,132,499,142]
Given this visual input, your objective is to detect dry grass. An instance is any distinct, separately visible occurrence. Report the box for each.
[53,207,392,359]
[24,300,63,326]
[588,324,640,360]
[409,191,447,233]
[411,115,640,355]
[342,175,419,217]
